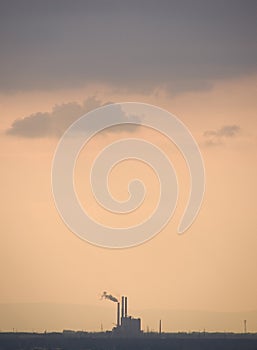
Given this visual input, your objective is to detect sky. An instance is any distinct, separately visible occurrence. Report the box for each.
[0,0,257,333]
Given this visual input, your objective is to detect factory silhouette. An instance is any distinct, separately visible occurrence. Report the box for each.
[101,292,141,336]
[1,292,256,350]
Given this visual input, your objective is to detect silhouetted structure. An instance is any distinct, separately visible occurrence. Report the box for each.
[113,296,141,336]
[159,319,162,334]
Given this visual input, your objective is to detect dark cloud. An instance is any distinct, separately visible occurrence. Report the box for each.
[203,125,241,146]
[0,0,256,94]
[6,97,140,138]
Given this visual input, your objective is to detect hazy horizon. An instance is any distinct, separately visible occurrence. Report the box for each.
[1,302,256,333]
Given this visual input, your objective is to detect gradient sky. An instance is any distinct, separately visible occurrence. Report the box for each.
[1,0,257,333]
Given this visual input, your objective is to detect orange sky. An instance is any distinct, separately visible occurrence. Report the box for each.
[1,74,257,332]
[1,0,257,334]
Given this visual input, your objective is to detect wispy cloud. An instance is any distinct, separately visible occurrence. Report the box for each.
[203,125,240,146]
[6,97,140,138]
[6,97,105,138]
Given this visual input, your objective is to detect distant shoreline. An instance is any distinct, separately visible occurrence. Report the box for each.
[1,332,257,350]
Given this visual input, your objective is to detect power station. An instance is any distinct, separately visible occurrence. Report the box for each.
[112,296,141,336]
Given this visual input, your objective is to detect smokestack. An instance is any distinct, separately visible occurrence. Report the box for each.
[121,296,125,318]
[159,320,162,334]
[125,296,128,317]
[117,302,120,327]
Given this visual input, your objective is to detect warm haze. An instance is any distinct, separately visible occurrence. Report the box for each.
[0,0,257,333]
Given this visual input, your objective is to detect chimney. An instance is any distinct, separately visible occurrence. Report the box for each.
[159,320,162,334]
[117,302,120,327]
[125,296,128,317]
[121,296,125,318]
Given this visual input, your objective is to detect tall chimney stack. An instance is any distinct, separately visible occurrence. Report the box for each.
[159,320,162,334]
[125,296,128,317]
[117,302,120,327]
[121,296,125,318]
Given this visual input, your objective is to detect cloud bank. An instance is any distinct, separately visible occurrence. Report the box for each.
[0,0,256,94]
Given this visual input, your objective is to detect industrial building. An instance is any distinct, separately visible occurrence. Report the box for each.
[112,296,141,336]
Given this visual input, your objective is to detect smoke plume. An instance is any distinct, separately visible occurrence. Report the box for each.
[101,291,118,303]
